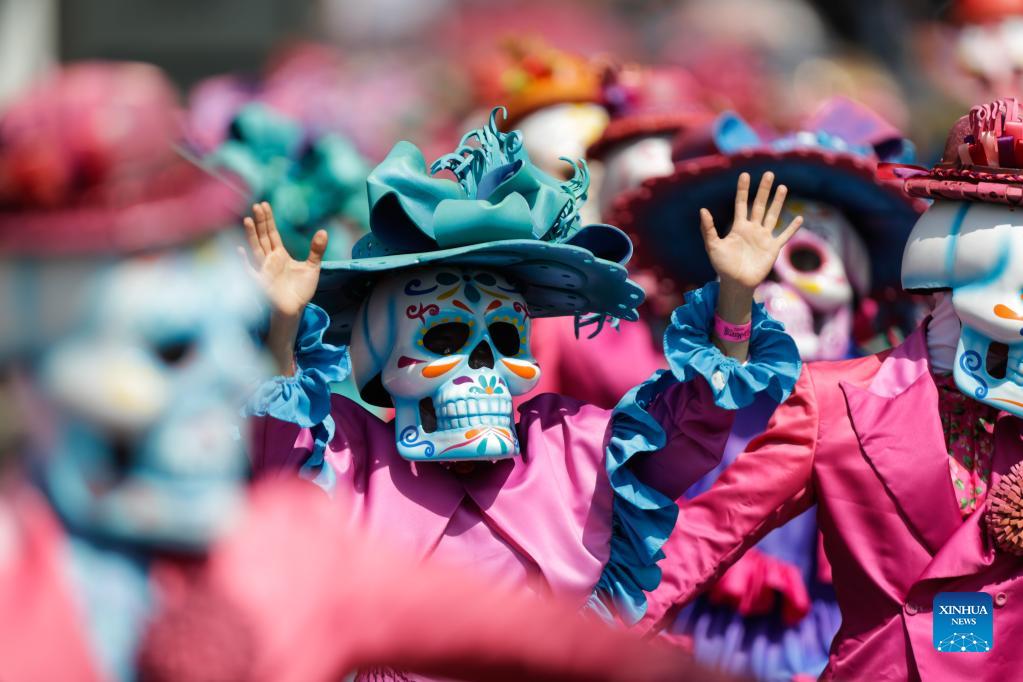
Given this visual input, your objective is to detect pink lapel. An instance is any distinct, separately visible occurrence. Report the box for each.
[840,324,964,555]
[0,486,100,682]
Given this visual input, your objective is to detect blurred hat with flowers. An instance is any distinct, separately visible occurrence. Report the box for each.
[0,61,242,256]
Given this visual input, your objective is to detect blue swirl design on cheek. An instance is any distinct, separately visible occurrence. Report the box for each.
[960,349,989,399]
[399,425,436,457]
[404,278,438,296]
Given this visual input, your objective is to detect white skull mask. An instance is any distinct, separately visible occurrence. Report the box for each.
[755,199,870,361]
[598,134,675,217]
[351,265,541,461]
[903,200,1023,416]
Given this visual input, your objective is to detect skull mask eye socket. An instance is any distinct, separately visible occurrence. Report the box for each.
[154,335,197,366]
[488,321,521,356]
[422,322,471,355]
[789,245,823,273]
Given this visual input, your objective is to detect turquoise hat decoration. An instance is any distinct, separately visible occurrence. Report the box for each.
[313,108,643,346]
[208,103,371,261]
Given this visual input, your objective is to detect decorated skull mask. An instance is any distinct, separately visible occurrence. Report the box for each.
[903,199,1023,416]
[1,236,267,550]
[756,199,870,360]
[351,265,541,462]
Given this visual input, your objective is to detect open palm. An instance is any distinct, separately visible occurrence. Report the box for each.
[700,172,802,293]
[243,202,328,318]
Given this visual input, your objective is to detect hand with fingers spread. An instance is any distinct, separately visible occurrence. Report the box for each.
[699,172,803,360]
[243,201,329,375]
[244,201,328,318]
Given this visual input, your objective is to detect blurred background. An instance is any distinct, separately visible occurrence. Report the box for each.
[0,0,1008,164]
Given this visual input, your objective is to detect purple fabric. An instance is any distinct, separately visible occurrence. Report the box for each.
[674,393,840,681]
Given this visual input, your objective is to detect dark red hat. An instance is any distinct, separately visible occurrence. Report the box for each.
[0,62,243,257]
[587,64,711,161]
[610,97,926,291]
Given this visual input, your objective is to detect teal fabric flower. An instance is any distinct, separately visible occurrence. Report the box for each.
[209,103,370,260]
[364,108,592,253]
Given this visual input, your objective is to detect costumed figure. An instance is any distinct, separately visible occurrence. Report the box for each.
[243,107,804,679]
[521,63,714,409]
[641,97,1023,681]
[0,63,712,682]
[610,98,925,681]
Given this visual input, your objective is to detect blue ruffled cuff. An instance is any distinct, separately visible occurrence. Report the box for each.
[588,282,800,625]
[588,370,680,626]
[664,281,801,410]
[246,303,350,491]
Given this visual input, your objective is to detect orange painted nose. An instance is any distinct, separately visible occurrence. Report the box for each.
[994,304,1023,321]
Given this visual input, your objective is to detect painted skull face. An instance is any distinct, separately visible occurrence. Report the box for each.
[903,200,1023,416]
[755,199,869,361]
[350,265,541,462]
[7,236,268,549]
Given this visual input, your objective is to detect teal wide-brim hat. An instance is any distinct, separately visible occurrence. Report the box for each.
[312,109,644,345]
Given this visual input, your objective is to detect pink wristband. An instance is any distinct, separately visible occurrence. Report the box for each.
[714,315,751,342]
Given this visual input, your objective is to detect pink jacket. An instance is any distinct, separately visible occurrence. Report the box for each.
[0,479,717,682]
[646,323,1023,681]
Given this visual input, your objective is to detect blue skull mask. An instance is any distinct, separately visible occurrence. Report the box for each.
[13,235,269,550]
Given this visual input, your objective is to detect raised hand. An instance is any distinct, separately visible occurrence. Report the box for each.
[698,172,802,360]
[243,202,328,319]
[699,172,803,295]
[243,202,328,375]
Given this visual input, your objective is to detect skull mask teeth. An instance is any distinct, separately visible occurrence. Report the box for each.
[351,266,542,462]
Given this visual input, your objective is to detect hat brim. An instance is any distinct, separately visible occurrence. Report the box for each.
[0,164,245,257]
[587,112,709,160]
[312,239,644,346]
[609,148,927,291]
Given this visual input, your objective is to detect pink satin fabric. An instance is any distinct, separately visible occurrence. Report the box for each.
[251,383,732,609]
[0,480,713,682]
[0,485,101,682]
[646,323,1023,681]
[520,316,666,410]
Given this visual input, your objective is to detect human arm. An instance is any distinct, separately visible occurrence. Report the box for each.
[704,171,803,362]
[243,202,328,376]
[640,368,820,633]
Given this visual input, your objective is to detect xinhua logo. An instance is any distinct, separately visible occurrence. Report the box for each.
[932,592,993,653]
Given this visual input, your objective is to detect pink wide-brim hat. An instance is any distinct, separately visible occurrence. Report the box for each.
[0,61,243,257]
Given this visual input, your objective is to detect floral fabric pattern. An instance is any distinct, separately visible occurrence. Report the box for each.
[935,374,997,517]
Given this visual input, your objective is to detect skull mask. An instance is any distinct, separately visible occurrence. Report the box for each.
[3,236,268,550]
[755,199,870,360]
[903,199,1023,416]
[351,265,541,462]
[597,134,676,217]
